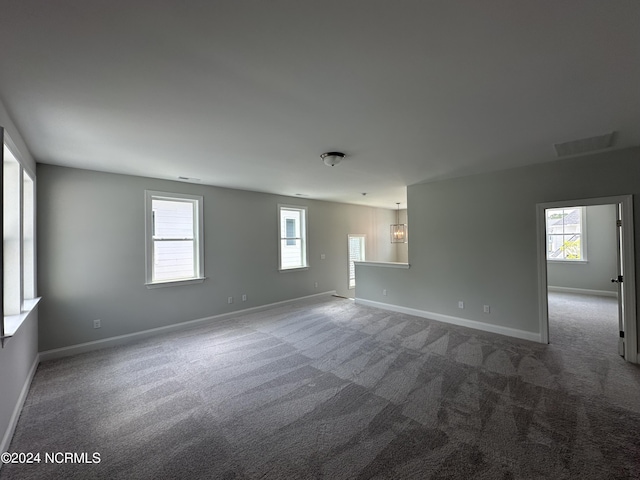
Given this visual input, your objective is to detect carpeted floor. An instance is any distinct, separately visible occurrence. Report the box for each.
[2,293,639,479]
[548,291,620,355]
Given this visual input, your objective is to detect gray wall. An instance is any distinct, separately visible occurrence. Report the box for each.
[0,100,39,452]
[356,147,640,346]
[547,204,617,293]
[37,164,396,351]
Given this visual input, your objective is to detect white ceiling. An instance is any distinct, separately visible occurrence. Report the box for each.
[0,1,638,209]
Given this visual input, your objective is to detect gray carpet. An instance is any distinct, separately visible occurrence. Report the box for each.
[2,294,640,479]
[549,291,620,355]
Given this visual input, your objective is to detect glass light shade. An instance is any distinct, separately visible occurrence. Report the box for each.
[323,154,342,166]
[391,224,407,243]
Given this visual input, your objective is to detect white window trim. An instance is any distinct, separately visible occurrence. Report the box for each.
[546,259,588,265]
[4,297,41,337]
[545,206,588,263]
[278,204,309,271]
[144,190,205,288]
[2,131,40,343]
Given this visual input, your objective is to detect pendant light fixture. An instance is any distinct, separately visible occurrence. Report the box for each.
[391,203,407,243]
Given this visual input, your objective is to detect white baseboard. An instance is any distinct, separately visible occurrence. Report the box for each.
[547,286,618,298]
[355,298,542,343]
[39,291,336,362]
[0,353,39,457]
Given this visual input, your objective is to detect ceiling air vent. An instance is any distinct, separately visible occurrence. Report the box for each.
[553,132,615,158]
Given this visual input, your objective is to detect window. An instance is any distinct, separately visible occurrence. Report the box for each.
[23,173,35,300]
[145,191,204,287]
[348,234,366,289]
[279,205,308,270]
[285,219,296,246]
[2,134,38,341]
[546,207,586,261]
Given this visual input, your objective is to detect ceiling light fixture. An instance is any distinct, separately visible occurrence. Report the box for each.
[320,151,345,167]
[391,203,407,244]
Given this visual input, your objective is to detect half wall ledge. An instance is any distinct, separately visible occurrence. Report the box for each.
[354,261,410,269]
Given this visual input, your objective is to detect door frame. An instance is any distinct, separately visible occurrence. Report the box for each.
[536,194,637,363]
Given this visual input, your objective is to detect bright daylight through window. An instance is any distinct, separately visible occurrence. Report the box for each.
[2,138,38,341]
[348,235,366,289]
[145,191,204,287]
[279,205,308,270]
[546,207,585,261]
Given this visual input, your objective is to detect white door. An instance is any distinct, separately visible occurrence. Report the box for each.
[614,203,625,357]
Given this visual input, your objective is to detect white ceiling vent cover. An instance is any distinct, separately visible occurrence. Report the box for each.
[554,132,615,157]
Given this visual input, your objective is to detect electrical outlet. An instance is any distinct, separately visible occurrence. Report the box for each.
[93,319,101,329]
[228,296,233,304]
[242,294,247,302]
[320,254,326,260]
[382,289,387,296]
[458,301,464,309]
[314,282,318,288]
[483,305,491,314]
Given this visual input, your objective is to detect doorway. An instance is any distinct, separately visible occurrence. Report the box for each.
[536,195,637,363]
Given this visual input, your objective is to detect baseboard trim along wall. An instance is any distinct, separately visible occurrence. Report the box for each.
[547,286,617,298]
[40,291,336,362]
[0,354,40,458]
[355,298,542,343]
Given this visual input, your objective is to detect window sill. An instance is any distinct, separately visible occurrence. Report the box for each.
[145,277,206,289]
[279,267,309,273]
[547,260,588,265]
[2,297,42,339]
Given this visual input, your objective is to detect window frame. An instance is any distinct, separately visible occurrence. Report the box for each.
[278,204,309,271]
[2,130,40,343]
[144,190,205,288]
[348,234,366,289]
[545,206,587,262]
